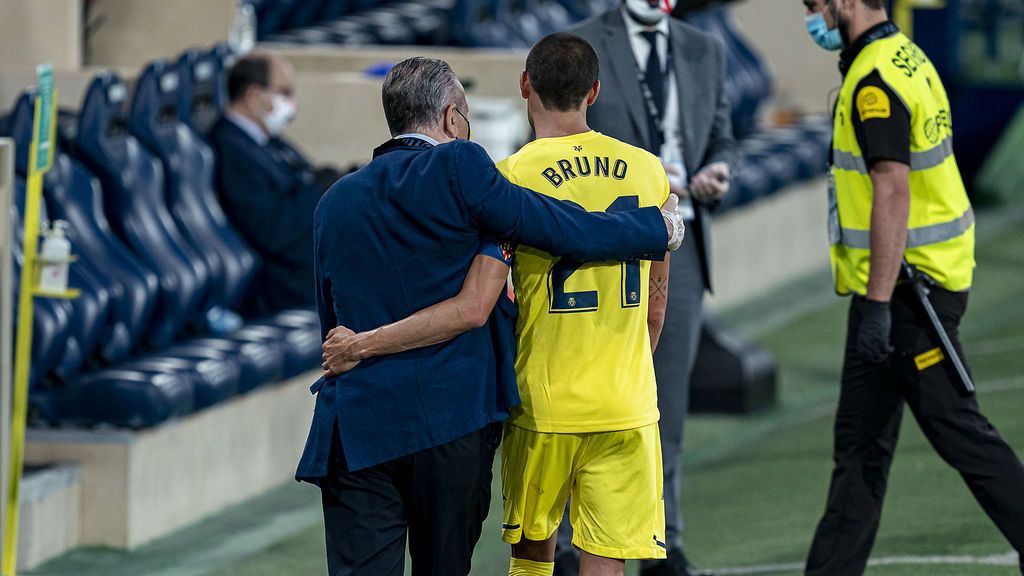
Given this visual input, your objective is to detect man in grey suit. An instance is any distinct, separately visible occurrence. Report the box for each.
[560,2,737,575]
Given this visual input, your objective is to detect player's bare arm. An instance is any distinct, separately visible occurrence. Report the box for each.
[321,254,510,376]
[648,251,670,352]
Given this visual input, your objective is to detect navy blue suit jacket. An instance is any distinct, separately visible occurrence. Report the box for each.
[210,117,321,315]
[296,137,668,477]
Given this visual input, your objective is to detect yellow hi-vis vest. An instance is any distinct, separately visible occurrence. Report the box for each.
[830,31,975,295]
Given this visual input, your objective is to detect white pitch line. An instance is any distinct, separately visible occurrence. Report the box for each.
[980,376,1024,394]
[713,551,1020,575]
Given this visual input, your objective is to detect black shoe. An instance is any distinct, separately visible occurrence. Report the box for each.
[640,548,718,576]
[553,550,580,576]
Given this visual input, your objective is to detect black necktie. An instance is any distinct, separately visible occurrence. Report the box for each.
[640,30,665,152]
[641,31,665,113]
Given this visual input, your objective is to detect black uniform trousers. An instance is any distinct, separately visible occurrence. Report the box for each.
[805,285,1024,576]
[320,423,502,576]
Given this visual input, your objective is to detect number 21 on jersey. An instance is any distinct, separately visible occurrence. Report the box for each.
[547,195,642,314]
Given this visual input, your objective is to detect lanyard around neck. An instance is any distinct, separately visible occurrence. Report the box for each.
[630,33,673,134]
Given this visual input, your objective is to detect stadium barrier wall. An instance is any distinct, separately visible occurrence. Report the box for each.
[270,44,528,99]
[730,2,836,117]
[0,0,83,70]
[84,0,237,68]
[24,370,321,549]
[16,465,80,570]
[707,176,830,311]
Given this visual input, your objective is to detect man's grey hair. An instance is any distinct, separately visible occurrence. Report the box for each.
[381,57,464,136]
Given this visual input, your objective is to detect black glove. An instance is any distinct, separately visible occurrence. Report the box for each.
[854,296,894,363]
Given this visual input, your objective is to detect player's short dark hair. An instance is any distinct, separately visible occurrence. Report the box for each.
[227,53,272,103]
[525,32,599,112]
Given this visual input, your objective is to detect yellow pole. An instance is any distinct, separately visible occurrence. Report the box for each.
[2,79,57,576]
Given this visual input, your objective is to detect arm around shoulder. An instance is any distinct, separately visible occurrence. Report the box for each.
[452,141,670,262]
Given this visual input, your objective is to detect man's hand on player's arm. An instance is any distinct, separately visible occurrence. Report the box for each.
[322,254,511,377]
[647,252,670,352]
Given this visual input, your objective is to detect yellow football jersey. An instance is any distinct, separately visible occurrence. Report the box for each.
[496,130,669,433]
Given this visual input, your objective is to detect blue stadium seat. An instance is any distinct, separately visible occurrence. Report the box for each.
[451,0,529,47]
[130,62,248,315]
[727,118,831,211]
[266,23,376,45]
[7,174,196,427]
[175,48,228,137]
[319,0,353,20]
[253,0,300,39]
[167,338,284,392]
[8,180,71,386]
[529,0,574,36]
[330,10,418,45]
[116,353,238,409]
[8,176,95,383]
[285,0,326,30]
[75,73,212,349]
[42,370,195,429]
[41,152,159,363]
[382,0,456,44]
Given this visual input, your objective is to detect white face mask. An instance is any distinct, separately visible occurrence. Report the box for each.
[624,0,676,25]
[263,93,295,136]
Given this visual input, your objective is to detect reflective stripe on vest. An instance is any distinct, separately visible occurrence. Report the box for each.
[833,137,954,174]
[839,207,974,249]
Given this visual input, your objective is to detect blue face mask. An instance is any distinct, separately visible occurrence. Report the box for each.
[805,12,843,51]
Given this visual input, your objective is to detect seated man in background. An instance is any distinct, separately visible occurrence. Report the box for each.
[210,49,340,316]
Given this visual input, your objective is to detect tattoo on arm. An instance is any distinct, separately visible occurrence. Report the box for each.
[650,273,668,302]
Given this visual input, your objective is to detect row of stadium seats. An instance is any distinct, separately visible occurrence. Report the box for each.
[256,0,617,47]
[1,45,322,429]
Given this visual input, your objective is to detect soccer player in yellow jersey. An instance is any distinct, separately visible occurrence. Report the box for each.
[495,33,670,576]
[319,33,676,576]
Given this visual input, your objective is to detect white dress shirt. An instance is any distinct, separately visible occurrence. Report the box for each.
[395,132,441,146]
[621,8,686,182]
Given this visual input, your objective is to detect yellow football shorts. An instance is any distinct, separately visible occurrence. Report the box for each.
[500,422,666,560]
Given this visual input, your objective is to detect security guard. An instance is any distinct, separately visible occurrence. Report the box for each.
[800,1,1024,575]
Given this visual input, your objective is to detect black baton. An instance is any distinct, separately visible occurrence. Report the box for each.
[900,259,976,396]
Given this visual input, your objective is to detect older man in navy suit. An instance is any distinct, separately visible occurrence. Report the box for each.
[296,57,686,576]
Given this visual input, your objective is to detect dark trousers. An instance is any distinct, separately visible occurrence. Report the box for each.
[805,287,1024,576]
[320,423,502,576]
